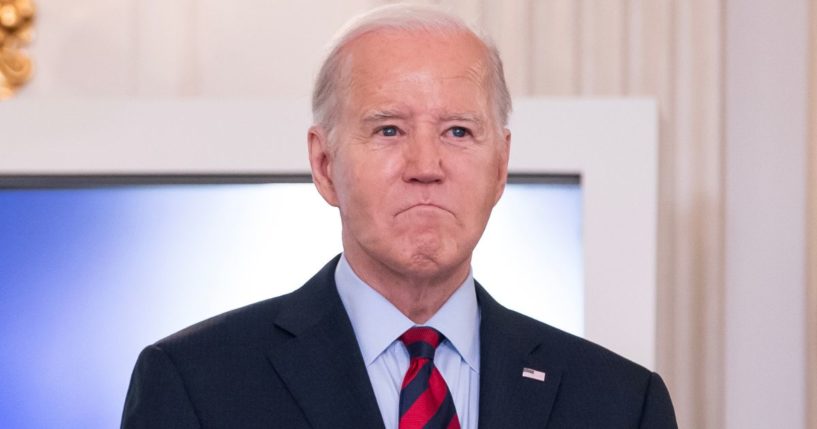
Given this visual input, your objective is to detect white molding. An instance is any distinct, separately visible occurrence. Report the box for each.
[0,97,658,369]
[509,99,657,368]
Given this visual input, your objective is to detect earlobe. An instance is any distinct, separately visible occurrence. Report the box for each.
[307,126,339,207]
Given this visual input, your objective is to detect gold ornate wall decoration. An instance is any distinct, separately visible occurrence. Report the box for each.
[0,0,35,100]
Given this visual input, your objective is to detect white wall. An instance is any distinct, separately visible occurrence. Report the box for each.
[724,1,809,428]
[23,0,371,98]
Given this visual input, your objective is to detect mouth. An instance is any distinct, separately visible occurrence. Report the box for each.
[397,203,453,216]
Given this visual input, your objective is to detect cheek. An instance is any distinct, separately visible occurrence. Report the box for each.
[457,157,504,214]
[346,148,403,185]
[334,158,394,219]
[454,151,500,183]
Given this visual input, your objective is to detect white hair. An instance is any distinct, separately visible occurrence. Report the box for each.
[311,4,512,135]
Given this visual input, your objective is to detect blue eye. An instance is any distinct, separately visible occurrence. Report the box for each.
[449,127,470,138]
[379,126,399,137]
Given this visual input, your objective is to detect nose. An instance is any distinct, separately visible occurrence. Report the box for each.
[402,130,445,184]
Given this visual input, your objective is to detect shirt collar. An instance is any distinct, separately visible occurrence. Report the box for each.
[335,254,480,372]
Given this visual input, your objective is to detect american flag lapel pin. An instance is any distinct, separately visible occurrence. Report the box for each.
[522,367,546,382]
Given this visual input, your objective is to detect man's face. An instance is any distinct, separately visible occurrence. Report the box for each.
[310,29,510,282]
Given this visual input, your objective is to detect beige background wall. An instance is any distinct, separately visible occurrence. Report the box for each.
[6,1,816,428]
[809,1,817,427]
[724,1,808,428]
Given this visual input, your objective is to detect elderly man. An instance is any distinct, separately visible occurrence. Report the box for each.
[122,5,677,429]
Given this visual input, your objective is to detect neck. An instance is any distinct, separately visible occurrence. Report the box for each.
[342,249,470,324]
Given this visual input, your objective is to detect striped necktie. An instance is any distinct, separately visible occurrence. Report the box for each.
[398,327,461,429]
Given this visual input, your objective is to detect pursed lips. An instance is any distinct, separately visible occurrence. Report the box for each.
[396,202,453,216]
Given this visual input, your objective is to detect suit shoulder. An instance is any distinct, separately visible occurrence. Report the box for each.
[501,310,676,423]
[503,308,652,379]
[478,284,649,377]
[148,257,341,362]
[153,290,296,356]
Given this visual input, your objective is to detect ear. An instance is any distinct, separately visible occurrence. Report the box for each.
[308,125,339,207]
[493,128,511,205]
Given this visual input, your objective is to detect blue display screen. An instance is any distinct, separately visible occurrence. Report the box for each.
[0,182,581,428]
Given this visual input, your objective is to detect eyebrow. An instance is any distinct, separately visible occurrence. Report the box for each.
[360,110,487,128]
[361,109,410,123]
[439,113,484,125]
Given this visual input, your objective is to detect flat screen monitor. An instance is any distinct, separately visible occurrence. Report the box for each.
[0,176,581,429]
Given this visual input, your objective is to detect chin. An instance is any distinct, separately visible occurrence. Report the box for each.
[396,237,463,277]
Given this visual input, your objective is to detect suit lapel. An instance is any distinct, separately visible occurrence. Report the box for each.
[266,258,385,429]
[476,284,562,429]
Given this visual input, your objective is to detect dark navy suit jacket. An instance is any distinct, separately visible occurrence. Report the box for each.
[122,256,677,428]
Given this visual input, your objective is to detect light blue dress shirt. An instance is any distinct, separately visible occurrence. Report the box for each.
[335,254,481,429]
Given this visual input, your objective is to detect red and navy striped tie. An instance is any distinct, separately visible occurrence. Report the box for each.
[398,327,461,429]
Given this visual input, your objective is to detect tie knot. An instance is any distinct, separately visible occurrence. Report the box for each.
[399,326,444,360]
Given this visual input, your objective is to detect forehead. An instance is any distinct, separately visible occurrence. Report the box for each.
[344,27,488,70]
[338,29,493,116]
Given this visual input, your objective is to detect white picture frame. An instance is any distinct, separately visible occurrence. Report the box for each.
[0,97,658,368]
